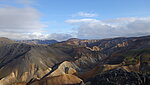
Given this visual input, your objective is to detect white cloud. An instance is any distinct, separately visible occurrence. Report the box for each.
[0,7,47,33]
[0,7,51,40]
[0,32,46,40]
[0,0,73,41]
[72,12,98,17]
[66,17,150,39]
[65,19,99,25]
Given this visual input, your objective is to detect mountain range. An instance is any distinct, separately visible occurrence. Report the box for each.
[0,35,150,85]
[16,39,58,45]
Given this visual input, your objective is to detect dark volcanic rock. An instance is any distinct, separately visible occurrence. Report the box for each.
[90,69,150,85]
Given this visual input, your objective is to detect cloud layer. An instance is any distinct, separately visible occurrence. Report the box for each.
[66,17,150,39]
[0,1,149,41]
[0,31,73,41]
[0,7,47,33]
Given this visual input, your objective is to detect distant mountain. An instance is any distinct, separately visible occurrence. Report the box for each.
[17,39,58,45]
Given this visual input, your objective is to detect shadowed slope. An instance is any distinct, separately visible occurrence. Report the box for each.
[0,43,72,85]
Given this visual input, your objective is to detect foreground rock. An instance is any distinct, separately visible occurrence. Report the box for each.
[90,69,150,85]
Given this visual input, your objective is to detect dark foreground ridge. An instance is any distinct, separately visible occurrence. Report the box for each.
[90,68,150,85]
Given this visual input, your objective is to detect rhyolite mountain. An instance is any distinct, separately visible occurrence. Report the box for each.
[0,35,150,85]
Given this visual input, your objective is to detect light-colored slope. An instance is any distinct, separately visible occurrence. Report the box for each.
[30,74,83,85]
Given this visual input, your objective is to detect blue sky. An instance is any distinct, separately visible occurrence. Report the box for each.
[0,0,150,40]
[38,0,150,33]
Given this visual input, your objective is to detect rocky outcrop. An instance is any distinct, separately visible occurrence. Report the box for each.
[49,61,79,77]
[86,46,102,51]
[90,69,150,85]
[116,41,128,47]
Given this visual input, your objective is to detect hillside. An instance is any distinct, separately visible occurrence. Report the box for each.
[0,43,72,85]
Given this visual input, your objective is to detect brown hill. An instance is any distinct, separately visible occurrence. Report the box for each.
[28,74,83,85]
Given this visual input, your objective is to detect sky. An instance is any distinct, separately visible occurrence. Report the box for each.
[0,0,150,41]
